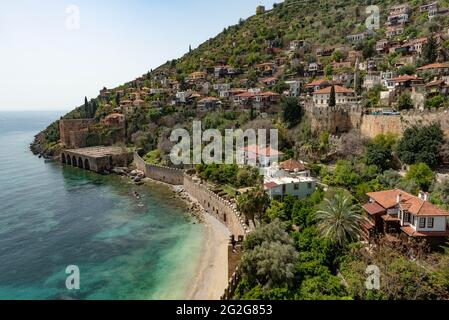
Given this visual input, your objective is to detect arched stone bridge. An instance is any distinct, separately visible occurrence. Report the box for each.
[61,146,133,173]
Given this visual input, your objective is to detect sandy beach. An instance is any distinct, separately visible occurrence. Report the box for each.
[139,178,232,300]
[186,212,230,300]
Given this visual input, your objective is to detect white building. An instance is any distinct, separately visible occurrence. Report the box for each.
[284,80,301,97]
[313,85,357,107]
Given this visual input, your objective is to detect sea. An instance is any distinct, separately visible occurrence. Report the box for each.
[0,111,204,300]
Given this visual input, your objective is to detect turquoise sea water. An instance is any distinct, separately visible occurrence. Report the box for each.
[0,112,204,300]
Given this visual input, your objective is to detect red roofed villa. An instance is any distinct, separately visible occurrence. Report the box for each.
[313,85,356,107]
[363,189,449,248]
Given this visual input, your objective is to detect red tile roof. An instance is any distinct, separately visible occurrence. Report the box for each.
[306,79,329,88]
[280,159,306,171]
[391,75,423,83]
[363,202,386,215]
[198,97,220,103]
[401,226,449,237]
[314,85,354,94]
[417,63,449,71]
[367,189,413,209]
[367,189,449,217]
[264,182,278,190]
[243,145,285,157]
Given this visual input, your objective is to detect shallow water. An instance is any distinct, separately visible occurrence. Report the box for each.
[0,112,204,300]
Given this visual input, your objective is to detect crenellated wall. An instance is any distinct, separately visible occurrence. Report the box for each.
[133,152,250,300]
[305,103,449,139]
[59,119,95,148]
[361,108,449,138]
[133,153,184,185]
[183,174,249,238]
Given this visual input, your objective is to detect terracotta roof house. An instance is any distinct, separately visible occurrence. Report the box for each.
[389,75,424,89]
[362,189,449,247]
[305,79,330,94]
[279,159,306,172]
[313,85,357,107]
[261,77,278,86]
[417,63,449,76]
[197,97,221,112]
[255,62,276,76]
[242,145,285,168]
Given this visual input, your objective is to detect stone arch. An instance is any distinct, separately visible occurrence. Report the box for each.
[72,156,77,167]
[84,158,90,170]
[61,153,66,164]
[67,154,72,165]
[78,157,84,168]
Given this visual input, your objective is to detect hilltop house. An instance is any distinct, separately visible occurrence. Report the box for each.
[197,97,221,112]
[417,63,449,76]
[376,39,390,53]
[386,25,405,38]
[304,62,323,77]
[255,62,276,76]
[313,85,356,107]
[284,80,301,97]
[389,75,424,91]
[362,189,449,247]
[346,29,375,43]
[241,145,284,168]
[306,79,331,94]
[289,40,308,51]
[261,76,278,86]
[363,71,382,90]
[263,163,316,201]
[387,4,410,26]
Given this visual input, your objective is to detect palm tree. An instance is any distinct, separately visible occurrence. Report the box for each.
[315,194,362,246]
[237,187,269,223]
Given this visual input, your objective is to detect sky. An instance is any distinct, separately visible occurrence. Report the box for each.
[0,0,279,112]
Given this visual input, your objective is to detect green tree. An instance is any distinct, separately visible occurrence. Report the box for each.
[315,194,362,246]
[397,92,414,110]
[366,142,393,171]
[237,187,270,221]
[397,124,444,168]
[237,221,298,294]
[329,85,336,107]
[405,163,435,192]
[282,97,303,128]
[422,35,439,65]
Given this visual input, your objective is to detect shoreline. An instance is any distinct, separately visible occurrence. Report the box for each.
[140,176,231,300]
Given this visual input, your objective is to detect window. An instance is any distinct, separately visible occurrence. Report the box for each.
[294,184,299,190]
[419,218,426,229]
[428,218,434,229]
[403,212,410,223]
[282,185,286,194]
[307,182,312,189]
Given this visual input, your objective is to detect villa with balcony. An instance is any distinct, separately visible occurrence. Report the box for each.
[363,189,449,248]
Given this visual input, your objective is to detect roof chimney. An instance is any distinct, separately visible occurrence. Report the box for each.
[397,193,402,205]
[418,191,429,202]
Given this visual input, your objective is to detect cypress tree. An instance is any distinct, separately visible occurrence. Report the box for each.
[329,85,336,107]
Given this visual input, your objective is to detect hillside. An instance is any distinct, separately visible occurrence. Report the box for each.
[30,0,449,301]
[33,0,449,161]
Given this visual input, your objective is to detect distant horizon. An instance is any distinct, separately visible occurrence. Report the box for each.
[0,0,280,111]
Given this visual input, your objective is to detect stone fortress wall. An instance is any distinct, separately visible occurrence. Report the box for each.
[133,152,248,298]
[59,119,95,149]
[133,152,184,185]
[305,104,449,139]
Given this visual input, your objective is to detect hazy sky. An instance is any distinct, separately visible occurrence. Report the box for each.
[0,0,279,111]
